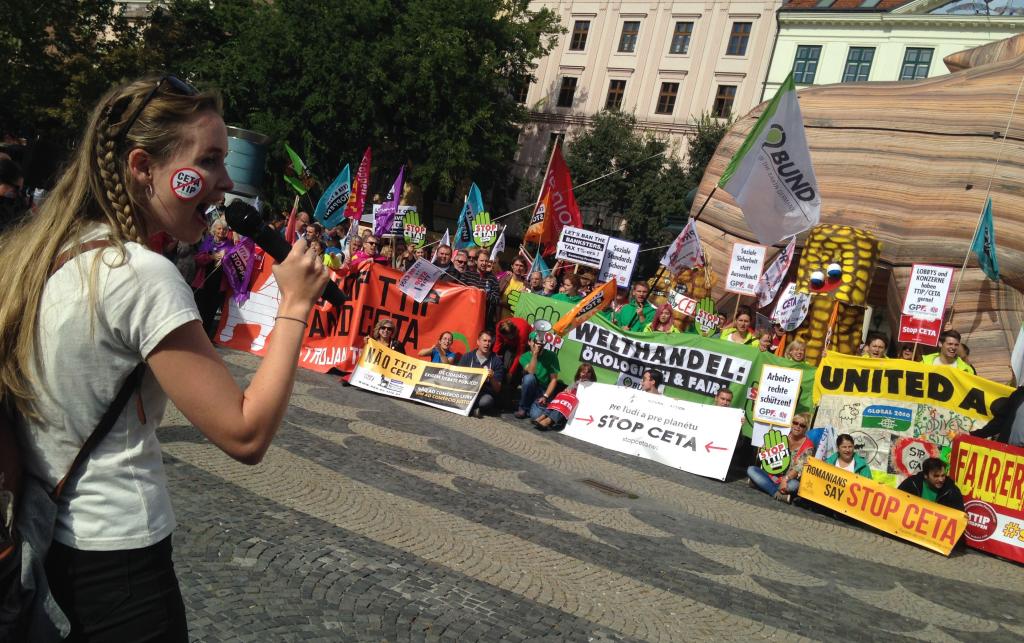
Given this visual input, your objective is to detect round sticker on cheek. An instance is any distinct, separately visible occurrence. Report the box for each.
[170,167,204,201]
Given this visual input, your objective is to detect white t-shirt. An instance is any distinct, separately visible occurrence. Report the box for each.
[18,223,200,551]
[836,457,857,473]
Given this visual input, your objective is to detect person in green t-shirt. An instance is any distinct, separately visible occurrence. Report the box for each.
[550,272,582,304]
[897,458,965,511]
[514,331,561,418]
[612,280,656,332]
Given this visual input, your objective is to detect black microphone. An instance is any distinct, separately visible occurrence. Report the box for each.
[224,199,348,308]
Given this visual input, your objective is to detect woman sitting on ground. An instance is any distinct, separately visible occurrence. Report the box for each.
[364,317,405,353]
[720,305,755,344]
[643,303,679,333]
[532,363,597,430]
[417,331,457,364]
[746,412,814,503]
[824,433,872,478]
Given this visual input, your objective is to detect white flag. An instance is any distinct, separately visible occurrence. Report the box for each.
[490,228,506,261]
[755,236,796,308]
[431,229,451,262]
[660,219,703,273]
[1012,322,1024,386]
[718,73,820,245]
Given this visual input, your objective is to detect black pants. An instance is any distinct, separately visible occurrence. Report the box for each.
[194,265,225,338]
[45,536,187,643]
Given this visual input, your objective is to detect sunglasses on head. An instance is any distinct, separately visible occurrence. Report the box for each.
[105,75,198,147]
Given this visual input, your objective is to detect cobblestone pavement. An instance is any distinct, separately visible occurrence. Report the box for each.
[159,349,1024,642]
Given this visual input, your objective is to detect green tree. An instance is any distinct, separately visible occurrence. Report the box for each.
[684,111,733,188]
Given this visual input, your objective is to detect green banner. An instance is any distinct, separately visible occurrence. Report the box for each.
[514,292,816,436]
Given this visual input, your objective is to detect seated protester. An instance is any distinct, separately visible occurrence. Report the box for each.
[746,413,814,504]
[364,317,407,354]
[533,364,597,430]
[785,338,808,364]
[433,243,453,269]
[921,329,975,374]
[539,274,558,297]
[897,457,965,511]
[459,329,505,417]
[551,273,582,303]
[418,331,457,364]
[971,385,1024,447]
[897,342,915,361]
[611,281,656,332]
[862,331,889,359]
[720,305,755,344]
[644,302,679,333]
[751,329,773,352]
[639,369,663,395]
[514,331,561,418]
[494,318,530,376]
[526,270,544,293]
[824,433,872,478]
[714,388,734,407]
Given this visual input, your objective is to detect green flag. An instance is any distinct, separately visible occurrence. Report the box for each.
[284,143,310,196]
[970,197,999,281]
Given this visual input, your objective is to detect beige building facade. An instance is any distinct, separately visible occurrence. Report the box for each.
[516,0,784,183]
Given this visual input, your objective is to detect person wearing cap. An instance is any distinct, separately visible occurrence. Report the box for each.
[515,331,561,419]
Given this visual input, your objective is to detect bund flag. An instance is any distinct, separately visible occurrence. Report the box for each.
[970,197,999,282]
[525,145,582,253]
[718,73,820,245]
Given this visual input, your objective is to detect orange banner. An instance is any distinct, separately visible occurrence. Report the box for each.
[215,258,486,373]
[799,457,966,555]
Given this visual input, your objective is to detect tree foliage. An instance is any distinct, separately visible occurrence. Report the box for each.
[4,0,563,222]
[684,111,733,188]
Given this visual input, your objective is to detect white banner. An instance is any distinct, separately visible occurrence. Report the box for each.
[598,237,640,288]
[771,282,810,331]
[398,258,444,303]
[564,382,742,481]
[752,364,803,428]
[902,264,954,321]
[556,226,609,269]
[660,219,703,273]
[725,243,766,296]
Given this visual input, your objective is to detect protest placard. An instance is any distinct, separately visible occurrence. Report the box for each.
[902,264,954,321]
[725,243,766,296]
[556,226,608,270]
[897,314,942,347]
[753,365,803,427]
[771,283,810,332]
[398,258,445,303]
[799,458,966,555]
[351,338,488,416]
[949,435,1024,564]
[564,382,742,480]
[598,237,640,288]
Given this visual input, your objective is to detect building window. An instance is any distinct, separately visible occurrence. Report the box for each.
[842,47,874,82]
[713,85,736,118]
[512,78,530,104]
[726,22,751,56]
[655,82,679,115]
[557,77,578,108]
[669,21,693,55]
[816,0,835,6]
[861,0,882,7]
[606,80,627,110]
[793,45,822,84]
[569,20,590,51]
[618,21,640,53]
[900,47,933,80]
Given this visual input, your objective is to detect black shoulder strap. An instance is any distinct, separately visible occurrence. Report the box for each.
[48,239,146,500]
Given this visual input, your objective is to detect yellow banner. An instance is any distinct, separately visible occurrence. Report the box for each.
[799,457,966,555]
[350,339,489,416]
[813,353,1012,422]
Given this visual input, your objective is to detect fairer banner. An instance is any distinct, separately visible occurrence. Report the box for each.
[350,338,488,416]
[563,382,743,481]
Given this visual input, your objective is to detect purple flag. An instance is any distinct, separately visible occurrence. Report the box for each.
[374,166,405,237]
[223,236,258,304]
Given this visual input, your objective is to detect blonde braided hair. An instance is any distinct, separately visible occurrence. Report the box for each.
[94,119,144,244]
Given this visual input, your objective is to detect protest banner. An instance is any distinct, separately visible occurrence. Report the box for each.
[949,435,1024,563]
[398,258,444,303]
[217,262,485,373]
[902,264,954,321]
[598,237,640,288]
[556,226,608,270]
[725,243,766,296]
[812,353,1012,486]
[564,382,743,481]
[513,292,814,436]
[351,338,487,416]
[897,314,942,347]
[799,458,966,555]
